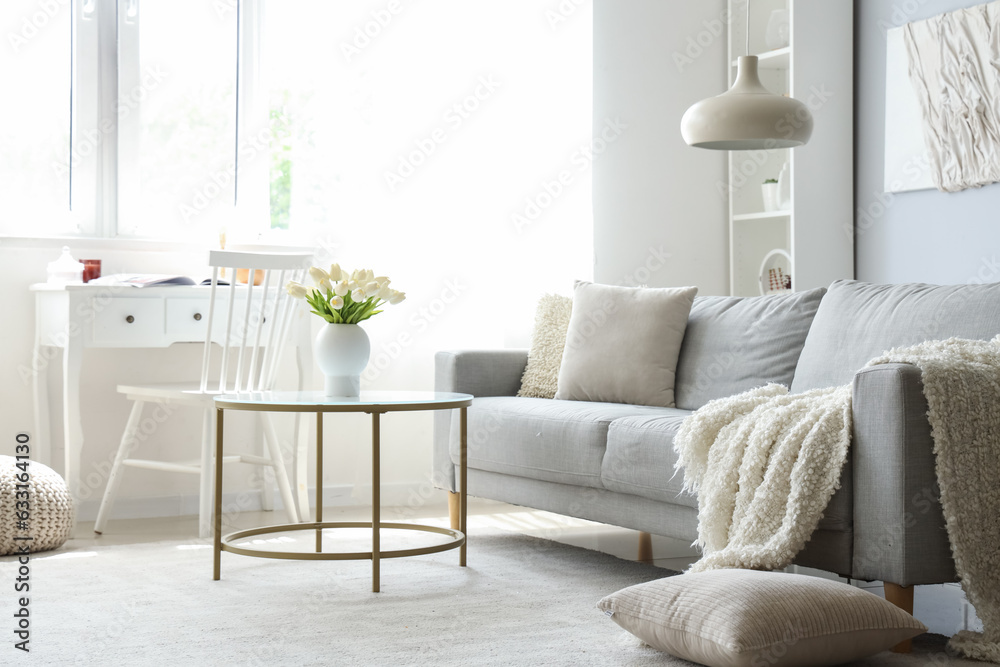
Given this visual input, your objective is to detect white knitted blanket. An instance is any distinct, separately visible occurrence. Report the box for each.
[674,337,1000,661]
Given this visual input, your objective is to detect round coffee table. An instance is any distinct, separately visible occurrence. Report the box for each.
[212,390,473,592]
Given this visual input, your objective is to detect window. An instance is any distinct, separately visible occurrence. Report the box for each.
[257,1,594,339]
[117,0,238,241]
[0,0,593,316]
[0,1,76,236]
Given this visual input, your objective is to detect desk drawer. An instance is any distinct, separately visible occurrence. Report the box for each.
[92,298,165,346]
[167,296,275,345]
[166,298,212,342]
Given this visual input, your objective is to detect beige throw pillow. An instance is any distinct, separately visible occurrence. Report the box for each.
[554,282,697,408]
[518,294,573,399]
[597,570,927,667]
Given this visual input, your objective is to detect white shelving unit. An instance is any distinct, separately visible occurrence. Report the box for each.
[726,0,854,296]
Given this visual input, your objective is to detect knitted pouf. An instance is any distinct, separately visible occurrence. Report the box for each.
[0,456,75,556]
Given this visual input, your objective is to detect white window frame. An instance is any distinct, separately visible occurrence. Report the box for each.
[9,0,264,243]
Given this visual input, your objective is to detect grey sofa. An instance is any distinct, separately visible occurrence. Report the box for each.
[434,280,1000,595]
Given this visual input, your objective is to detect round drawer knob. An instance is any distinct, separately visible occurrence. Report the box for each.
[125,315,134,324]
[193,313,202,321]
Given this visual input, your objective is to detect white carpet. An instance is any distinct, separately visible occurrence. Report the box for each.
[0,523,983,666]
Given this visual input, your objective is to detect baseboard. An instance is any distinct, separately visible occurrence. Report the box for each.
[75,482,450,522]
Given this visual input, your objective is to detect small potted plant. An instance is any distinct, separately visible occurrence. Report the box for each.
[761,178,779,212]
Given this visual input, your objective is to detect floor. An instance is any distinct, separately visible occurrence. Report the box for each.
[74,493,979,636]
[74,494,700,571]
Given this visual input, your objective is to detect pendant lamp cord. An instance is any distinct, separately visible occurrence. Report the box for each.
[745,0,751,55]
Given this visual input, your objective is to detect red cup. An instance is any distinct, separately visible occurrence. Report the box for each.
[82,259,102,283]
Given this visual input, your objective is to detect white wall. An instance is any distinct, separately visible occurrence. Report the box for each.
[855,0,1000,285]
[593,0,728,294]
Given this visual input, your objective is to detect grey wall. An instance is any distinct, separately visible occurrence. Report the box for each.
[593,0,728,295]
[856,0,1000,285]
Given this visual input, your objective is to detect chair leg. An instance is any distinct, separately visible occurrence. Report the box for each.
[198,408,214,539]
[95,401,145,534]
[263,413,299,523]
[883,582,915,653]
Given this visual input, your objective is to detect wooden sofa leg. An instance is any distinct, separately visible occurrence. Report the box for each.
[448,491,460,531]
[883,582,914,653]
[638,531,653,564]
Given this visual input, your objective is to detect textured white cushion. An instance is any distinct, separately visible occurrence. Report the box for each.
[0,456,75,556]
[555,282,697,408]
[597,570,927,667]
[518,294,573,399]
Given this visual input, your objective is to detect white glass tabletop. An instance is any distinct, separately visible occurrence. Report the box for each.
[214,390,473,412]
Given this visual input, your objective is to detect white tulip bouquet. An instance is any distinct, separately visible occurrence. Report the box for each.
[286,264,406,325]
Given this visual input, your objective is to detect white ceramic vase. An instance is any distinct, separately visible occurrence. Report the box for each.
[315,323,370,398]
[761,183,780,212]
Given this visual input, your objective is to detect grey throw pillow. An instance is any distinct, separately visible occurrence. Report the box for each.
[792,279,1000,392]
[673,288,826,410]
[518,294,573,399]
[555,282,697,408]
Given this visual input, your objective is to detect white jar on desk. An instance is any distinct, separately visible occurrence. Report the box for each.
[46,246,84,285]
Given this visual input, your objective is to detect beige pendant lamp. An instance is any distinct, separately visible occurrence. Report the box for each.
[680,2,813,150]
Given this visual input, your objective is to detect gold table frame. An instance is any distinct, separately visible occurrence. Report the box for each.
[212,391,472,592]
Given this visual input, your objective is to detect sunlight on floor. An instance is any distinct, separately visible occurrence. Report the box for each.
[72,496,699,572]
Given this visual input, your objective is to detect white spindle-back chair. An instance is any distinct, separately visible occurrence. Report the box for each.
[95,249,312,538]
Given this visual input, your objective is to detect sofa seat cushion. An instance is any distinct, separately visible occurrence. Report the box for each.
[601,412,853,530]
[450,397,679,489]
[601,413,697,508]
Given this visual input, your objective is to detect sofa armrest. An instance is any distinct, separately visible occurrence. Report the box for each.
[434,349,529,397]
[851,363,955,585]
[432,349,529,492]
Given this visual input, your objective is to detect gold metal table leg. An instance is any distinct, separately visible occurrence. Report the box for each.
[372,412,381,593]
[460,407,467,567]
[213,408,224,580]
[316,412,323,553]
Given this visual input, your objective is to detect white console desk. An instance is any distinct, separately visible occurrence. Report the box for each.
[31,282,313,514]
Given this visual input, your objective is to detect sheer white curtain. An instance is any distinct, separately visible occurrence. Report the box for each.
[262,1,594,389]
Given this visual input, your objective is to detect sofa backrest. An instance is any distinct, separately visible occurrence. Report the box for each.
[674,287,826,410]
[791,280,1000,392]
